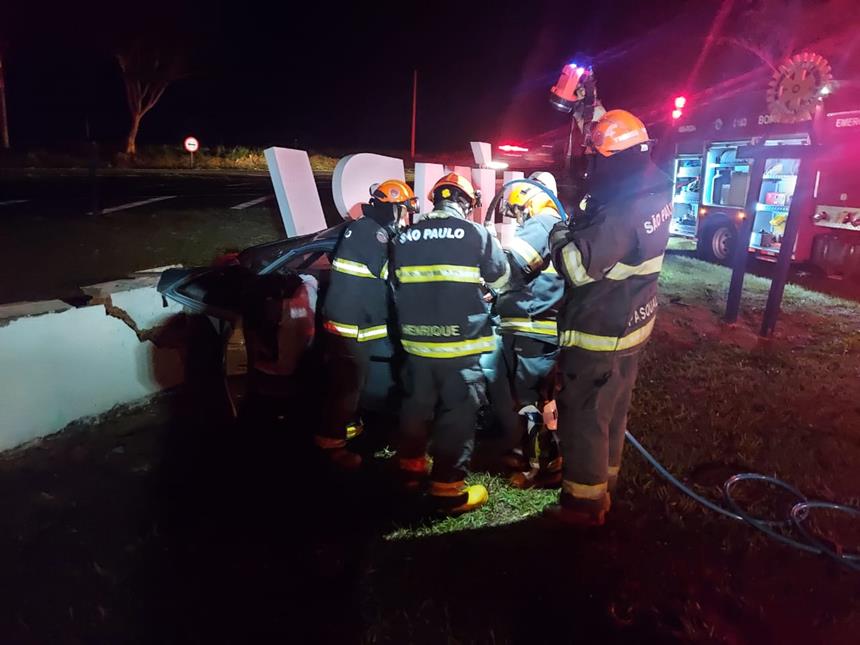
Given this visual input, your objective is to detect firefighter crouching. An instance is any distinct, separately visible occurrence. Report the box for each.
[391,173,510,513]
[547,110,672,526]
[483,172,565,488]
[317,180,418,469]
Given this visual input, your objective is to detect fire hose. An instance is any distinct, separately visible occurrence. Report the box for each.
[488,179,860,572]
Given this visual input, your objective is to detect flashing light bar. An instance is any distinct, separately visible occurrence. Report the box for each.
[672,109,683,120]
[674,96,687,109]
[499,144,529,153]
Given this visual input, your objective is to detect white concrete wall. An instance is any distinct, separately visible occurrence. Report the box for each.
[0,283,185,452]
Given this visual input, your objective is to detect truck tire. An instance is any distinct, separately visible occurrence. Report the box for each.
[697,215,736,265]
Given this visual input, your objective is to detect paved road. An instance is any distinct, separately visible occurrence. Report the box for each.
[1,170,283,217]
[2,169,860,304]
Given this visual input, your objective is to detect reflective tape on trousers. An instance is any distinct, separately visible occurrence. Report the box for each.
[563,479,608,500]
[499,318,558,336]
[401,335,496,358]
[395,264,481,284]
[559,318,655,352]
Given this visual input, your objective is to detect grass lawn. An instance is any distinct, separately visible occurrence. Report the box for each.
[0,255,858,643]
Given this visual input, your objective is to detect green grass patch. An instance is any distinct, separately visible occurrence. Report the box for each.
[385,474,557,540]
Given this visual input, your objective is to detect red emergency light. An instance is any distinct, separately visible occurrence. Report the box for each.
[499,144,529,153]
[674,96,687,109]
[672,109,683,120]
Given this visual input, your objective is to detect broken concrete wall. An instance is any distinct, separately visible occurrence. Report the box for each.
[0,281,185,452]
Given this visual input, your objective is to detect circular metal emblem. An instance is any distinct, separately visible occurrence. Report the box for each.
[767,52,832,124]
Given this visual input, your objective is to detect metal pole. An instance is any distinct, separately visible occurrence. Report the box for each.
[89,141,101,216]
[411,69,417,160]
[760,157,811,337]
[724,156,764,324]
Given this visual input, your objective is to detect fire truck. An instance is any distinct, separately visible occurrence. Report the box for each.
[666,59,860,277]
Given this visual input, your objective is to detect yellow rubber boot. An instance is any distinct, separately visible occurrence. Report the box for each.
[430,481,489,514]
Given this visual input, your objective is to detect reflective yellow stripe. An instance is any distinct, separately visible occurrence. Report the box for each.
[608,465,620,476]
[499,318,558,336]
[356,325,388,342]
[324,320,359,338]
[380,261,389,280]
[563,479,608,500]
[507,237,543,271]
[544,264,559,275]
[559,318,655,352]
[396,264,481,284]
[560,243,595,287]
[605,254,664,280]
[333,257,376,278]
[487,262,511,291]
[401,335,496,358]
[324,320,388,342]
[345,421,364,440]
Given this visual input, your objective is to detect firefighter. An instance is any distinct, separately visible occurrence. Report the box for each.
[317,179,418,468]
[391,173,510,513]
[483,172,564,488]
[547,110,672,526]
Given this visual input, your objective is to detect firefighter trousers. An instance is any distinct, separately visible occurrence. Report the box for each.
[320,333,397,441]
[397,355,487,483]
[556,348,641,504]
[483,333,559,452]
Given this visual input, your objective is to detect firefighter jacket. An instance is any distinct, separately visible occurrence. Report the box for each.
[322,204,394,343]
[494,208,565,343]
[391,202,510,359]
[550,161,672,355]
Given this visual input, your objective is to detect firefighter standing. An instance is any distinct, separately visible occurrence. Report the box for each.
[318,180,418,468]
[484,172,565,488]
[548,110,672,526]
[392,173,510,513]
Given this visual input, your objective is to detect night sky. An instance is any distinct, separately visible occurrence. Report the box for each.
[5,0,742,154]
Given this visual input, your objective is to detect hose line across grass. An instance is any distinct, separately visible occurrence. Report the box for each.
[625,431,860,572]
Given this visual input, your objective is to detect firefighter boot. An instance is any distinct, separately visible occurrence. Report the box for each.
[396,455,430,493]
[544,490,612,527]
[510,407,561,489]
[430,480,489,514]
[314,435,362,471]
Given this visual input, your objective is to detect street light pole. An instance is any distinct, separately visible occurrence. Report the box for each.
[411,69,417,160]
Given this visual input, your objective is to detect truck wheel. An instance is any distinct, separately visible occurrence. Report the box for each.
[697,215,736,265]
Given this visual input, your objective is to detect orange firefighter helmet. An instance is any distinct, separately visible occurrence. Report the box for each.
[591,109,650,157]
[429,173,481,210]
[370,179,418,208]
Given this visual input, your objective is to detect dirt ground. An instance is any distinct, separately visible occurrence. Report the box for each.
[1,257,859,644]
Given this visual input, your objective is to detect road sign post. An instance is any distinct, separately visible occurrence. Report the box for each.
[184,136,199,168]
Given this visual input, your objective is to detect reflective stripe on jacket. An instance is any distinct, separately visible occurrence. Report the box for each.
[392,204,509,358]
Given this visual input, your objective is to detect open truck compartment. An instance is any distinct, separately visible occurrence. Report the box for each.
[667,87,860,276]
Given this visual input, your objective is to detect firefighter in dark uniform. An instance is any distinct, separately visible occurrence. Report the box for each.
[547,110,672,526]
[484,172,565,488]
[318,180,418,468]
[392,173,510,513]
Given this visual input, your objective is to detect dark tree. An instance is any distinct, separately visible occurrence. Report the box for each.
[116,41,185,155]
